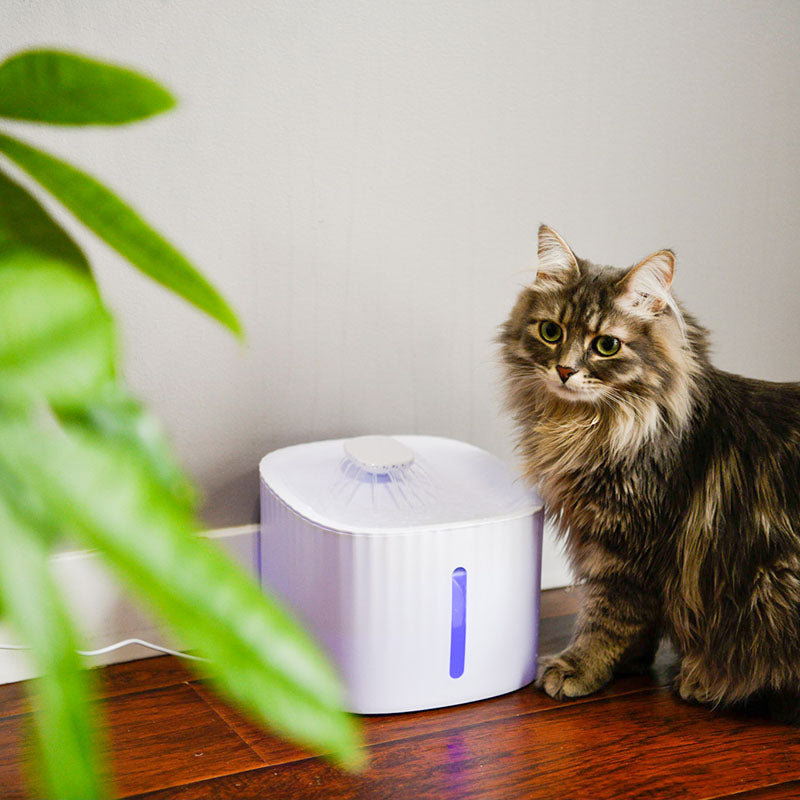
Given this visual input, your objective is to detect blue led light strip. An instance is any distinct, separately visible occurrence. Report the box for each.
[449,567,467,678]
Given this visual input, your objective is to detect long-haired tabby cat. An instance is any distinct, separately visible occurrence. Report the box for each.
[500,225,800,717]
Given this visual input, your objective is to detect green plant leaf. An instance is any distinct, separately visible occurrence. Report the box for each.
[0,131,243,337]
[0,418,365,770]
[0,491,107,799]
[0,252,115,407]
[0,49,175,125]
[55,383,198,514]
[0,167,90,270]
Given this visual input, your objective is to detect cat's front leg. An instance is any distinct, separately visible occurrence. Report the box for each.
[538,572,660,700]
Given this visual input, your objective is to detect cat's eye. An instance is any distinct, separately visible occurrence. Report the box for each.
[592,335,621,357]
[538,321,563,343]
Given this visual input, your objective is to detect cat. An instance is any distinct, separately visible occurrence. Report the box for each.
[499,224,800,717]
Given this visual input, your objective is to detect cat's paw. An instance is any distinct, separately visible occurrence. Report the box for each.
[536,651,611,700]
[675,659,716,706]
[675,674,705,704]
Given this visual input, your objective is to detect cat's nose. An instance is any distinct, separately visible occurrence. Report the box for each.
[556,365,577,384]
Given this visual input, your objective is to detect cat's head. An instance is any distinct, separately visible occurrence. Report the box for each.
[500,225,700,441]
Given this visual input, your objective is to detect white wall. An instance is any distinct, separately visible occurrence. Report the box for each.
[5,0,800,589]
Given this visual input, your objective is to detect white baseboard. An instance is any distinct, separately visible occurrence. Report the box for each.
[540,519,574,590]
[0,524,260,686]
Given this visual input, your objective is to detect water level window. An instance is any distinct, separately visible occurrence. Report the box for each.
[449,567,467,678]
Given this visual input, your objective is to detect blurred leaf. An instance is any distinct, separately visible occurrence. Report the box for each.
[0,411,65,547]
[56,383,198,514]
[0,418,365,770]
[0,492,106,799]
[0,131,243,337]
[0,167,89,270]
[0,49,175,125]
[0,252,115,407]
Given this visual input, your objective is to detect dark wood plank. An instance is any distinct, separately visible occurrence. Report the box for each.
[199,663,680,766]
[190,681,312,766]
[197,673,669,768]
[0,714,25,800]
[188,612,679,768]
[0,684,266,799]
[98,655,195,700]
[0,681,27,720]
[128,688,800,800]
[0,655,194,720]
[706,782,800,800]
[107,684,265,797]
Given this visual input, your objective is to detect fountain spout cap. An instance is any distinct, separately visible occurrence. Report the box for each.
[343,436,415,474]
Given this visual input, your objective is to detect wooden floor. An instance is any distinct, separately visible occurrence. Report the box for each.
[3,588,800,799]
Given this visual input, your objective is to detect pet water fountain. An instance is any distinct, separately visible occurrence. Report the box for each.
[260,434,543,714]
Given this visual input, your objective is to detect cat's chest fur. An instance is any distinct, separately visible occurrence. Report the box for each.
[526,418,677,568]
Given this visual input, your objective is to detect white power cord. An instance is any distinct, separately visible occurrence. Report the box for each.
[0,638,207,661]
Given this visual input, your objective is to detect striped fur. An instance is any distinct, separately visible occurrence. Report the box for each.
[500,226,800,715]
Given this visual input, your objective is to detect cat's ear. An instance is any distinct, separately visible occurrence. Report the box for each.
[617,249,675,315]
[535,224,579,286]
